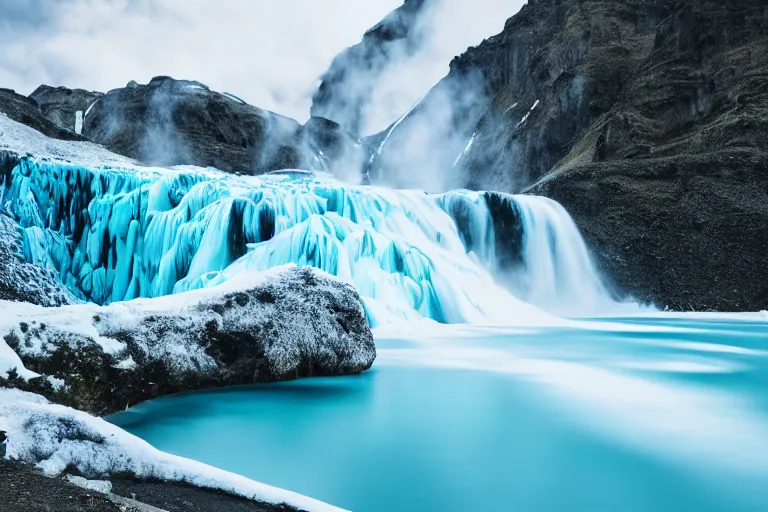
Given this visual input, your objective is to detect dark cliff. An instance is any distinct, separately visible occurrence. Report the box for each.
[30,85,104,135]
[355,0,768,311]
[0,88,85,141]
[25,77,362,176]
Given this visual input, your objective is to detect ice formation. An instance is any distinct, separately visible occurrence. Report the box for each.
[2,154,609,326]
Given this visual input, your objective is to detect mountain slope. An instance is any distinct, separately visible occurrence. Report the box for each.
[26,77,363,177]
[349,0,768,310]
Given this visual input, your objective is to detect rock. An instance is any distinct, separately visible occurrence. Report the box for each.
[29,85,104,135]
[79,76,303,174]
[528,149,768,311]
[0,88,85,141]
[299,116,364,179]
[24,78,363,178]
[0,265,375,415]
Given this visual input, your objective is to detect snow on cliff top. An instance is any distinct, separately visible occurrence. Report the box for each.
[0,112,137,167]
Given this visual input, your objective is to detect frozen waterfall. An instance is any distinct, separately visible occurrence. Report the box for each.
[2,157,611,326]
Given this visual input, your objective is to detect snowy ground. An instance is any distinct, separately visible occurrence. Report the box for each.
[0,112,136,167]
[0,388,346,512]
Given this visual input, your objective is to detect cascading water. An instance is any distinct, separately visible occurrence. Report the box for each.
[1,156,611,326]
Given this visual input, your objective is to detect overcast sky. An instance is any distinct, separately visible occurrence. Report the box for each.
[0,0,523,127]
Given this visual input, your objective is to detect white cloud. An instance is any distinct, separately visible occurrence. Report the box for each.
[0,0,403,121]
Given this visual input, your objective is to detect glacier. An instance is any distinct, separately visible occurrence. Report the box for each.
[1,155,610,327]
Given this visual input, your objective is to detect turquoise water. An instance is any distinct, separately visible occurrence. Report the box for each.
[111,315,768,511]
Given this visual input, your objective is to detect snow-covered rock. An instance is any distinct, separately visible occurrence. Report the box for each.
[0,388,346,511]
[0,265,375,415]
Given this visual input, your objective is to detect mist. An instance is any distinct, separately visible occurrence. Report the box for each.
[357,0,525,135]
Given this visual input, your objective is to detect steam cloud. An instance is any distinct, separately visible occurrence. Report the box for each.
[350,0,525,135]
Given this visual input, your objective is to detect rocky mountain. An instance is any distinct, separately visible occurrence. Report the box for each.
[5,77,363,177]
[347,0,768,311]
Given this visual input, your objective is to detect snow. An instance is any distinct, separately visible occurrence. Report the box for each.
[369,96,424,165]
[84,100,99,119]
[516,99,540,128]
[66,475,113,494]
[503,102,519,115]
[74,111,84,135]
[0,113,136,168]
[452,131,476,169]
[222,92,247,105]
[0,388,346,512]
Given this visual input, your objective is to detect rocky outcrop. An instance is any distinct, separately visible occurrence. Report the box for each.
[311,0,429,134]
[80,77,304,173]
[29,85,104,135]
[0,88,85,141]
[0,265,375,415]
[57,76,360,176]
[357,0,768,310]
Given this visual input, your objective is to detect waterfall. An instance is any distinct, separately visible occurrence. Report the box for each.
[2,156,611,326]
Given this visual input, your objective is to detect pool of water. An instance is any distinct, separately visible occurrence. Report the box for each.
[110,315,768,511]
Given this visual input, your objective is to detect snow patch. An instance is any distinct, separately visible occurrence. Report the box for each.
[0,388,346,511]
[222,92,247,105]
[74,111,83,135]
[66,475,113,494]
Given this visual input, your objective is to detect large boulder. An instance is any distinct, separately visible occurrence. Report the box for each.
[0,265,375,415]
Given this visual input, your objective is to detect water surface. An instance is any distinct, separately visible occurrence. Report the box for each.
[111,315,768,511]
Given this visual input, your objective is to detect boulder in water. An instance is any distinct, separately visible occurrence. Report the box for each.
[0,265,375,415]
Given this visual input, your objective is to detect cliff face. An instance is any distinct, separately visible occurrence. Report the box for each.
[355,0,768,310]
[29,85,104,136]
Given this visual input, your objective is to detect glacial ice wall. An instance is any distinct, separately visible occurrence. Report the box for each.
[1,156,608,326]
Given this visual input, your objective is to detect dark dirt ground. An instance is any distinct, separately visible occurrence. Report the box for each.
[0,460,304,512]
[111,479,303,512]
[0,460,125,512]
